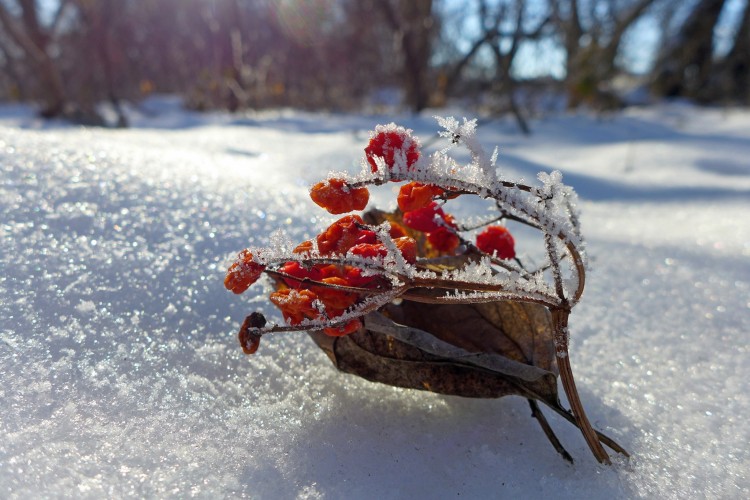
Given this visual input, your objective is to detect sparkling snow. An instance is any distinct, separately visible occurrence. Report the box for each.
[1,100,749,498]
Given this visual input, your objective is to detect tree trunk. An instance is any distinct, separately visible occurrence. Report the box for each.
[719,0,750,103]
[380,0,435,113]
[0,2,66,117]
[650,0,727,100]
[561,0,655,109]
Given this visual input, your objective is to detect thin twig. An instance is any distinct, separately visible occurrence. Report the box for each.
[528,399,574,463]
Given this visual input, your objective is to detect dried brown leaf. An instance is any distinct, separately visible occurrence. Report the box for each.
[307,299,560,406]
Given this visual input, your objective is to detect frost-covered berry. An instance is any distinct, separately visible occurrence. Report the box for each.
[224,249,265,294]
[476,225,515,260]
[348,236,418,264]
[314,276,359,315]
[365,125,420,176]
[269,289,319,325]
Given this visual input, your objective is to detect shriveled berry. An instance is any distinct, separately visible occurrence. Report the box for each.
[225,249,265,294]
[269,289,319,325]
[323,318,362,337]
[310,178,370,215]
[427,227,460,254]
[279,261,323,288]
[365,126,420,176]
[316,214,366,255]
[314,276,359,317]
[238,312,265,355]
[293,240,314,254]
[394,236,418,264]
[355,229,378,245]
[388,222,408,239]
[349,242,388,259]
[476,225,515,260]
[403,202,453,233]
[397,182,444,212]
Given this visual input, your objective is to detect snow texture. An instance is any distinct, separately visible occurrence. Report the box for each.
[1,98,749,498]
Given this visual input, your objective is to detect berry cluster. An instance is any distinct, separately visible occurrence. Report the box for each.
[225,123,520,351]
[222,119,625,466]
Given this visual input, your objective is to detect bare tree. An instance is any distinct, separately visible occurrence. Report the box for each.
[713,0,750,104]
[434,0,551,133]
[650,0,727,100]
[0,0,71,117]
[553,0,657,109]
[483,0,550,133]
[379,0,437,112]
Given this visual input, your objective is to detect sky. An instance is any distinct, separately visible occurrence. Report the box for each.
[440,0,748,78]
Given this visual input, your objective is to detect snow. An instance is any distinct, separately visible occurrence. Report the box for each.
[1,99,749,498]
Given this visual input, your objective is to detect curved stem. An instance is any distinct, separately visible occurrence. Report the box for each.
[552,309,611,464]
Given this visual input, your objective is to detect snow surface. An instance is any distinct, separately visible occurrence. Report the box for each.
[1,99,749,498]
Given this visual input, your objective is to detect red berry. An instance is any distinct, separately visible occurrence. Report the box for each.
[355,230,378,245]
[476,225,515,260]
[224,249,265,294]
[427,227,460,253]
[313,276,358,317]
[349,242,388,259]
[403,202,453,233]
[279,261,323,288]
[365,126,420,176]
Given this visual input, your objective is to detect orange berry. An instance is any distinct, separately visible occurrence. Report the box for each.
[224,249,265,294]
[310,178,370,215]
[293,240,314,254]
[394,236,418,264]
[316,214,366,255]
[397,182,444,212]
[269,289,319,325]
[238,312,265,355]
[313,276,359,317]
[388,222,408,239]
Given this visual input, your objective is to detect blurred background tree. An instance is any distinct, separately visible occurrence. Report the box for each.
[0,0,747,127]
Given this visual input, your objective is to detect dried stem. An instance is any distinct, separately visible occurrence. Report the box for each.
[552,309,611,465]
[528,399,574,463]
